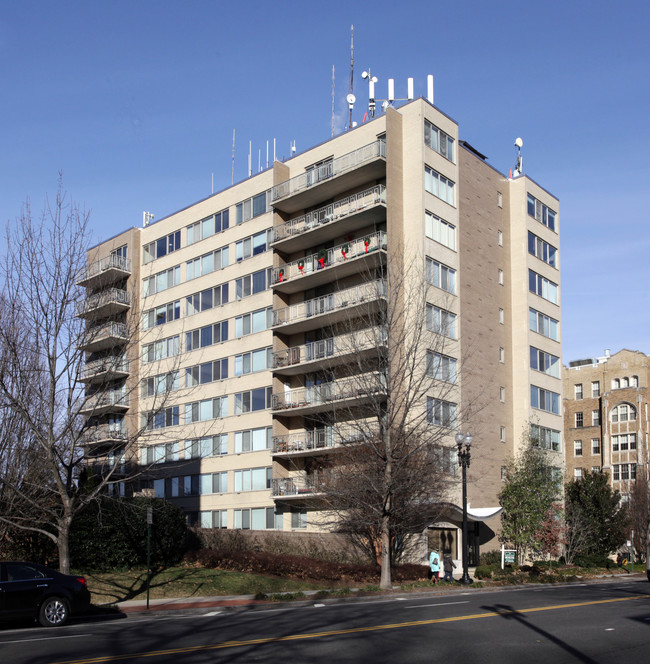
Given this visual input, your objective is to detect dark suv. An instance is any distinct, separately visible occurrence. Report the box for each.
[0,562,91,627]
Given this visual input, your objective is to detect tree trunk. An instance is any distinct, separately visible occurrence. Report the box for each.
[379,513,392,589]
[57,515,72,575]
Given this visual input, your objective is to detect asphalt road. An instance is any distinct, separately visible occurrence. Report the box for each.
[1,578,649,664]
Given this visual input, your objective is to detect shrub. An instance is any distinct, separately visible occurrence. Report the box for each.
[479,550,502,566]
[475,564,497,580]
[573,554,612,569]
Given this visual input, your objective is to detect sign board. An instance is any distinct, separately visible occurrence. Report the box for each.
[504,550,516,564]
[147,507,153,525]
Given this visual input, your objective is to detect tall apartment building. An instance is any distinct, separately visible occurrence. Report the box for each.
[78,97,562,561]
[563,349,648,498]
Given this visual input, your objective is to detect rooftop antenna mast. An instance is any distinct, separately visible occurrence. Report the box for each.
[331,65,335,138]
[347,25,356,130]
[231,129,235,185]
[362,68,378,118]
[512,137,523,177]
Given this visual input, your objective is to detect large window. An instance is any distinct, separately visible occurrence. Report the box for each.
[142,335,180,363]
[186,246,229,281]
[200,510,228,529]
[185,321,228,351]
[234,387,272,415]
[235,507,282,530]
[143,300,181,329]
[186,283,229,316]
[235,269,270,299]
[574,411,583,428]
[426,257,456,294]
[425,166,455,205]
[235,307,272,337]
[530,346,560,377]
[427,397,457,427]
[529,270,559,304]
[235,191,270,224]
[199,472,228,495]
[235,427,272,453]
[531,424,561,452]
[612,434,636,452]
[527,194,556,232]
[141,371,179,398]
[611,404,637,422]
[144,406,179,430]
[426,304,457,339]
[185,397,228,423]
[531,385,560,414]
[143,230,181,264]
[426,351,457,383]
[529,307,559,341]
[425,211,456,250]
[143,266,181,297]
[424,120,455,162]
[528,232,557,267]
[185,435,228,458]
[186,209,229,245]
[235,348,272,376]
[234,467,272,492]
[185,359,229,386]
[236,230,272,262]
[613,464,636,481]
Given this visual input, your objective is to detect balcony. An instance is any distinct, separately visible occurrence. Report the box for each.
[272,185,386,253]
[79,391,129,416]
[271,232,387,295]
[270,476,327,500]
[272,426,369,458]
[272,140,386,214]
[76,288,131,319]
[272,328,385,376]
[77,254,131,289]
[272,373,387,417]
[272,279,386,336]
[81,425,129,446]
[80,322,129,353]
[80,356,129,384]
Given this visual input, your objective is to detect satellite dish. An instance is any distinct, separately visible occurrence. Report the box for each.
[514,137,523,148]
[346,93,356,105]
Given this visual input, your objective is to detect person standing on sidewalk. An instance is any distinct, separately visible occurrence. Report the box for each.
[429,549,441,583]
[442,553,456,582]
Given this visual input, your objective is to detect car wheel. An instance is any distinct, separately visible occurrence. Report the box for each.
[39,597,69,627]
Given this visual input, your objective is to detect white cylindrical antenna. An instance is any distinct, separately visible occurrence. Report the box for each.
[273,138,276,162]
[388,78,394,101]
[143,211,154,227]
[258,149,261,173]
[407,78,414,100]
[369,77,376,99]
[248,140,252,177]
[266,140,269,169]
[427,75,434,104]
[290,140,296,156]
[211,173,214,194]
[232,129,235,185]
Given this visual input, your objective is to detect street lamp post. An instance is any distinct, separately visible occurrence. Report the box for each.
[455,431,473,585]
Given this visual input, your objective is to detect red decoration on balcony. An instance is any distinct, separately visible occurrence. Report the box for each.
[298,259,305,274]
[317,249,328,270]
[278,269,284,282]
[341,243,349,260]
[364,237,370,253]
[318,257,325,269]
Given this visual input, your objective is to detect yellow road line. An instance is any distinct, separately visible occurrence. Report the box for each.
[52,594,647,664]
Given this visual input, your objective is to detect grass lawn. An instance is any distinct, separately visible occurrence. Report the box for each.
[84,567,333,605]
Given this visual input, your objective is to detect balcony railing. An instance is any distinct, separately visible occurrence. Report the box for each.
[272,279,386,328]
[272,140,386,203]
[272,232,386,286]
[76,288,131,317]
[272,185,386,244]
[80,391,129,414]
[80,322,129,351]
[77,254,131,286]
[81,356,129,381]
[270,476,327,498]
[272,426,370,454]
[272,373,386,412]
[81,426,129,446]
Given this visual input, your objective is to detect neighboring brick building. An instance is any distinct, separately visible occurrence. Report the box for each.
[563,349,648,499]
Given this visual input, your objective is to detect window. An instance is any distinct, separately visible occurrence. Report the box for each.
[612,434,636,452]
[425,166,455,205]
[142,335,180,363]
[500,426,506,443]
[185,321,228,351]
[612,378,620,389]
[574,440,582,456]
[185,435,228,458]
[426,304,456,338]
[185,359,229,386]
[291,507,307,529]
[498,269,504,285]
[591,438,601,455]
[234,427,272,453]
[143,230,181,264]
[497,192,503,208]
[234,467,272,492]
[184,397,228,423]
[631,375,639,387]
[305,157,334,186]
[527,194,557,232]
[425,211,456,250]
[500,386,505,402]
[186,246,229,280]
[143,300,181,329]
[531,424,561,452]
[611,404,637,422]
[574,384,583,400]
[236,191,270,224]
[592,381,601,397]
[426,351,457,383]
[141,371,179,397]
[185,283,229,316]
[143,266,181,297]
[592,410,600,426]
[186,209,229,245]
[425,257,456,294]
[622,377,629,388]
[200,472,228,495]
[235,269,270,300]
[613,464,636,482]
[234,387,272,415]
[424,120,455,162]
[575,412,583,428]
[144,406,179,430]
[531,385,560,414]
[235,230,272,261]
[234,507,282,530]
[498,230,503,246]
[530,347,560,377]
[529,270,559,304]
[574,468,583,479]
[499,347,505,363]
[112,244,128,261]
[427,397,457,427]
[529,308,560,341]
[499,308,504,324]
[200,510,228,529]
[528,231,557,267]
[234,348,273,376]
[235,307,273,337]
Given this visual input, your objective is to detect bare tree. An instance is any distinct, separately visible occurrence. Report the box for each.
[0,182,179,573]
[274,251,474,589]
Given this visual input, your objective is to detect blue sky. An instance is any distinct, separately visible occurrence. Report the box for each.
[1,0,648,363]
